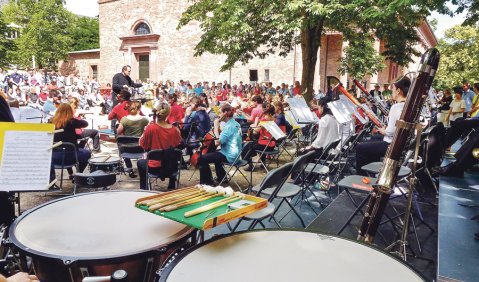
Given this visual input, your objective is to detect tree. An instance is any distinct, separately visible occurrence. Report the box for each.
[178,0,447,101]
[2,0,73,68]
[0,11,16,68]
[69,15,99,52]
[435,25,479,89]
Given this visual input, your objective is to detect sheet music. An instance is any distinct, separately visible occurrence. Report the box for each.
[284,111,304,128]
[338,96,368,124]
[16,107,49,123]
[286,97,315,123]
[260,121,287,140]
[0,131,53,191]
[328,100,354,124]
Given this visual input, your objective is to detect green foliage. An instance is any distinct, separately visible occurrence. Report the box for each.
[68,15,99,52]
[435,25,479,89]
[339,35,385,79]
[0,10,16,68]
[2,0,73,69]
[178,0,448,101]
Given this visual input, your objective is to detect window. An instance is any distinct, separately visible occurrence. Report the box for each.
[91,65,98,79]
[134,23,151,35]
[249,70,258,82]
[264,69,270,81]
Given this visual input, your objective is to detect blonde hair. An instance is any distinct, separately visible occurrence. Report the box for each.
[128,101,141,115]
[70,97,80,109]
[155,102,171,121]
[51,103,74,129]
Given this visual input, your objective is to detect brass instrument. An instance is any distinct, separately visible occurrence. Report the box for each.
[358,48,440,243]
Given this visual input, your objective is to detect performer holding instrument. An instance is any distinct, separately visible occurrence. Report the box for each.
[353,79,390,116]
[355,75,411,175]
[198,104,242,185]
[358,48,440,243]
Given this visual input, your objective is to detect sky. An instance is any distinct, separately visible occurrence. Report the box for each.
[64,0,466,39]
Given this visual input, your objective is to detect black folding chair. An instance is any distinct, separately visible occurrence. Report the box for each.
[146,148,183,190]
[219,141,253,192]
[229,163,293,232]
[52,142,79,193]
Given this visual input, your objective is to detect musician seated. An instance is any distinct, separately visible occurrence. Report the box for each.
[300,99,340,157]
[138,103,182,190]
[51,103,92,177]
[242,104,279,171]
[199,104,242,185]
[167,94,185,125]
[355,76,411,175]
[70,97,100,153]
[241,95,263,125]
[183,97,212,141]
[117,101,149,178]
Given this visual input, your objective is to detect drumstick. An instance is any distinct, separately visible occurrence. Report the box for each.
[148,191,209,208]
[156,193,223,212]
[184,194,244,218]
[138,187,198,205]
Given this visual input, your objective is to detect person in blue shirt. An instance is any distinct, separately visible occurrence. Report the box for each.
[462,82,476,116]
[198,104,242,185]
[194,82,203,96]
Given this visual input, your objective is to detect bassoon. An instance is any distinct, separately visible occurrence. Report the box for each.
[353,79,390,116]
[332,78,386,128]
[357,48,440,243]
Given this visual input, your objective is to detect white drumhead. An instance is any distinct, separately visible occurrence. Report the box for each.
[166,231,423,282]
[89,156,121,164]
[12,191,191,259]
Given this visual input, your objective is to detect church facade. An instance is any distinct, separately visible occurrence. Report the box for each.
[64,0,437,91]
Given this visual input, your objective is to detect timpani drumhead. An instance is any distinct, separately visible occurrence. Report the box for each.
[161,230,424,282]
[10,191,192,259]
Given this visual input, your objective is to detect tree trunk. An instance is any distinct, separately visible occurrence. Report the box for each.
[300,22,323,103]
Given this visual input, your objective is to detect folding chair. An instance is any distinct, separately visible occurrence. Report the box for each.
[277,128,299,161]
[73,170,117,194]
[254,151,316,228]
[218,141,253,192]
[51,142,79,193]
[229,163,293,232]
[146,148,183,190]
[116,136,145,176]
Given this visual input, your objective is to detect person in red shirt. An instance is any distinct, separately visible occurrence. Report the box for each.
[293,81,302,96]
[138,102,182,189]
[167,94,185,125]
[108,89,132,123]
[243,104,276,171]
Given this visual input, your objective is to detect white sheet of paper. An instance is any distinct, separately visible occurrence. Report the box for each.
[329,100,354,124]
[260,121,287,140]
[286,97,315,123]
[0,131,53,191]
[338,96,368,124]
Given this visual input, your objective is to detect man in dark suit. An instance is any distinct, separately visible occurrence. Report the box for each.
[369,84,383,101]
[111,65,142,106]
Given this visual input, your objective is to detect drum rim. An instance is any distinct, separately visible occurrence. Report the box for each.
[158,229,426,282]
[88,156,121,163]
[8,190,195,262]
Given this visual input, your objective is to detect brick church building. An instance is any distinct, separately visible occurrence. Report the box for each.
[62,0,437,91]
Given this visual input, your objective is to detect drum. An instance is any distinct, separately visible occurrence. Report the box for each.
[159,230,424,282]
[88,156,122,173]
[9,191,194,282]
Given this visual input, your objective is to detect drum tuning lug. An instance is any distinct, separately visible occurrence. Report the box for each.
[159,247,167,253]
[63,259,73,265]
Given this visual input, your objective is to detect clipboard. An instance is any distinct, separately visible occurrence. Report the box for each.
[0,122,57,192]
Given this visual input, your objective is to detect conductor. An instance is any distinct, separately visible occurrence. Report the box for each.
[112,65,142,106]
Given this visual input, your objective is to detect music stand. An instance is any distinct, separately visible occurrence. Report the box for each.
[286,97,316,124]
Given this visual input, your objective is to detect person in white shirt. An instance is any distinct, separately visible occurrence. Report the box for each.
[355,75,411,175]
[301,98,340,157]
[446,88,466,126]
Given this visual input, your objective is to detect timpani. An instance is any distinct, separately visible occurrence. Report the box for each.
[88,156,122,173]
[9,191,194,282]
[159,230,424,282]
